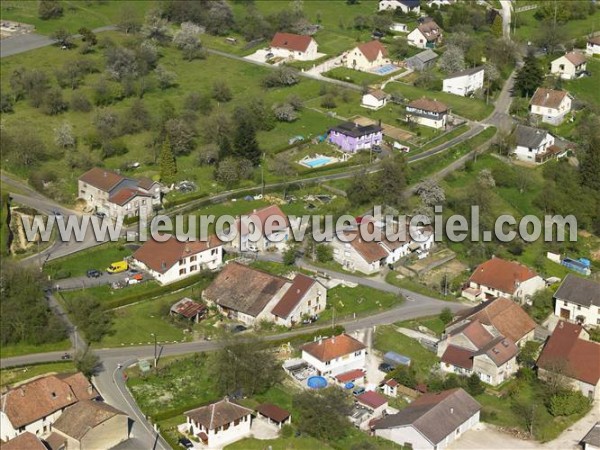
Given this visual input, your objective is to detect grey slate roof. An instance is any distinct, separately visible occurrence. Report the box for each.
[410,49,438,64]
[330,121,382,138]
[554,274,600,307]
[582,422,600,446]
[515,125,548,148]
[445,66,484,80]
[373,388,481,445]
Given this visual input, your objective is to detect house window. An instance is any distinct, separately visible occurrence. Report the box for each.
[179,268,187,275]
[577,305,581,310]
[325,361,331,366]
[142,199,147,205]
[211,249,218,255]
[179,259,184,266]
[234,419,240,426]
[597,318,600,325]
[308,300,312,307]
[190,255,197,262]
[354,351,362,356]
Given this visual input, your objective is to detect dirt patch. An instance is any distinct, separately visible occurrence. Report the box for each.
[421,259,469,288]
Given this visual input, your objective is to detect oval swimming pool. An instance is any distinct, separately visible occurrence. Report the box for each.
[307,375,328,389]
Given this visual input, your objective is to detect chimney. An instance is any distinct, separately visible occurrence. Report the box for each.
[450,407,454,414]
[546,92,550,99]
[331,336,335,344]
[161,261,167,270]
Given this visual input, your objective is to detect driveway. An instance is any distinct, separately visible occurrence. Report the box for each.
[450,423,539,449]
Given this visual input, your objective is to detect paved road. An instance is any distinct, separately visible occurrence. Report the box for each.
[0,25,116,58]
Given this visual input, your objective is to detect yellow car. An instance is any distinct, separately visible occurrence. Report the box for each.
[106,261,128,274]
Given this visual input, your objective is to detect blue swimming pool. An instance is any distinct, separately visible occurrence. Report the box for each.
[307,376,328,389]
[304,157,333,168]
[374,64,397,75]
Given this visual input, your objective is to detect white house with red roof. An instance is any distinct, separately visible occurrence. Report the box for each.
[229,205,296,253]
[132,235,223,285]
[343,41,389,71]
[529,87,572,125]
[537,320,600,400]
[587,35,600,55]
[550,52,587,80]
[78,167,161,221]
[301,333,367,377]
[270,274,327,327]
[407,19,443,49]
[462,256,545,303]
[269,32,319,61]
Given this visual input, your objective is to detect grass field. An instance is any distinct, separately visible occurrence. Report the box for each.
[320,284,404,323]
[374,325,439,378]
[397,316,447,336]
[0,339,71,358]
[564,58,600,108]
[44,242,132,278]
[514,7,600,43]
[1,361,76,387]
[322,67,388,86]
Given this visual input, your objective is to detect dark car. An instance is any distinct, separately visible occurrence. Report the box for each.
[372,30,385,38]
[61,353,72,360]
[95,211,106,219]
[352,386,366,396]
[86,269,102,278]
[372,144,382,153]
[231,324,247,333]
[178,437,193,449]
[379,362,394,373]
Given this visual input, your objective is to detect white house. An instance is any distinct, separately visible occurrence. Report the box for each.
[406,98,449,129]
[269,32,319,61]
[382,379,399,397]
[373,388,481,450]
[442,66,484,97]
[271,274,327,327]
[529,87,572,126]
[379,0,421,14]
[390,22,409,33]
[0,373,98,442]
[462,256,545,304]
[301,333,366,377]
[332,232,389,275]
[132,234,223,285]
[78,167,161,221]
[550,52,587,80]
[361,89,388,110]
[513,125,559,164]
[183,398,254,448]
[553,275,600,327]
[344,41,389,71]
[229,205,294,253]
[537,321,600,401]
[587,36,600,56]
[202,262,327,327]
[407,19,443,49]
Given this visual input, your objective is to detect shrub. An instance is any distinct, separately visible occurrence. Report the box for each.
[439,307,453,324]
[548,390,590,417]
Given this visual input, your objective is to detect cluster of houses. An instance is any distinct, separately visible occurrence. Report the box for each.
[0,372,130,450]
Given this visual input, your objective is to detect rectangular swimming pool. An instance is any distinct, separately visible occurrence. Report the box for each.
[304,157,333,168]
[374,64,397,75]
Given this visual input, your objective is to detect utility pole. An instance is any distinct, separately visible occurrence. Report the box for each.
[261,152,266,197]
[331,307,335,329]
[151,333,158,374]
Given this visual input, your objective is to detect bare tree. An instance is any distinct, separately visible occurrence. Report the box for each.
[439,45,466,74]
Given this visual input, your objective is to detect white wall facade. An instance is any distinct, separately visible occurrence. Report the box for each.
[587,41,600,55]
[302,348,366,377]
[379,0,421,14]
[361,94,387,110]
[185,414,252,448]
[407,28,428,49]
[530,96,572,124]
[271,39,318,61]
[554,299,600,327]
[331,239,383,275]
[551,56,586,80]
[513,132,555,162]
[273,282,327,327]
[409,114,447,129]
[1,410,63,442]
[442,70,484,97]
[344,48,388,71]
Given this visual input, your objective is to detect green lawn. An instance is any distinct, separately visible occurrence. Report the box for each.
[0,339,72,358]
[322,67,388,86]
[397,316,447,337]
[320,284,404,323]
[44,242,132,278]
[514,7,600,43]
[386,83,494,121]
[564,58,600,108]
[374,325,439,379]
[420,124,469,151]
[0,0,155,35]
[385,272,451,301]
[1,361,76,387]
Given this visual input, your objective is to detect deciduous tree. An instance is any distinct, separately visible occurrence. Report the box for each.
[159,136,177,184]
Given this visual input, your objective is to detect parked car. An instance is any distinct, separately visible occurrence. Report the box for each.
[372,30,385,38]
[178,437,193,449]
[371,144,382,153]
[265,52,274,59]
[352,387,366,396]
[231,324,247,333]
[95,211,106,219]
[131,273,143,281]
[86,269,102,278]
[378,362,393,373]
[61,353,71,360]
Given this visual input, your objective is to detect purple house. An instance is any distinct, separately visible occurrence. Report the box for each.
[328,122,383,153]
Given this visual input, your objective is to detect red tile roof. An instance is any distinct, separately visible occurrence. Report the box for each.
[537,320,600,385]
[79,167,125,192]
[301,333,366,362]
[238,205,289,236]
[408,98,448,113]
[343,231,389,263]
[0,373,96,429]
[0,432,46,450]
[452,297,536,343]
[270,32,314,53]
[530,88,569,109]
[133,234,222,274]
[441,345,473,369]
[357,40,388,62]
[385,379,399,387]
[335,369,366,383]
[271,274,317,319]
[108,187,151,206]
[185,398,253,431]
[468,257,538,295]
[460,321,494,348]
[256,403,290,423]
[589,36,600,46]
[563,51,586,66]
[357,391,388,410]
[171,298,207,319]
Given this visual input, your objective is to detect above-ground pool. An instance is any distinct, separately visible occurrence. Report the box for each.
[307,375,328,389]
[373,63,398,75]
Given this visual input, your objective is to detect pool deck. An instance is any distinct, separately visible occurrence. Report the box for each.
[371,63,403,76]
